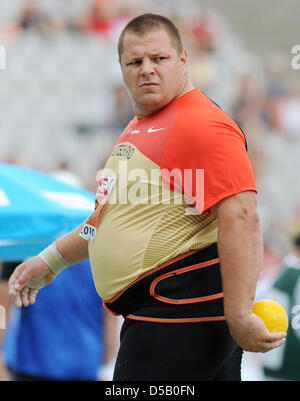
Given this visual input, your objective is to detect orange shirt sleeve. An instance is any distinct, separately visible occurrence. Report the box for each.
[161,104,257,214]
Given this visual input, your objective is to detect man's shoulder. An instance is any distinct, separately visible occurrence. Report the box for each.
[174,89,242,137]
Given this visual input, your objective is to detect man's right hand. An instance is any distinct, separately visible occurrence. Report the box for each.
[227,312,286,353]
[8,256,56,308]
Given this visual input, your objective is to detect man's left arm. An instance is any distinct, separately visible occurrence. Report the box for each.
[211,191,286,352]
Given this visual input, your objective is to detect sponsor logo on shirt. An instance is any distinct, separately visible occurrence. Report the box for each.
[147,127,165,133]
[128,128,140,135]
[97,176,116,197]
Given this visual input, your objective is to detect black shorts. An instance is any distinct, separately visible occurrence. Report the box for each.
[113,318,242,381]
[0,261,20,281]
[106,243,242,381]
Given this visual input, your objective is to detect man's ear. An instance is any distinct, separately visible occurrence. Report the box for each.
[118,57,124,73]
[118,58,123,74]
[180,49,188,65]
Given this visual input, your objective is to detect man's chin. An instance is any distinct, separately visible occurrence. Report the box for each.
[138,95,167,111]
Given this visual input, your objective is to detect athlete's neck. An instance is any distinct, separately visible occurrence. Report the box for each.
[175,78,194,101]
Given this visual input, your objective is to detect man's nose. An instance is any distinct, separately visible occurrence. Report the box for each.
[140,58,154,76]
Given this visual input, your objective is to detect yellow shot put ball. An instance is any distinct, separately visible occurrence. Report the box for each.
[252,299,288,333]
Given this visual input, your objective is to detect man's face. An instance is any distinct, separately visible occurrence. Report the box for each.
[120,29,188,119]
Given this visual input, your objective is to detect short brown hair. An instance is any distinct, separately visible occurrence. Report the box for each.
[118,13,184,60]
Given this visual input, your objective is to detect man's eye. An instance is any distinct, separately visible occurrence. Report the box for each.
[127,60,141,66]
[155,57,166,62]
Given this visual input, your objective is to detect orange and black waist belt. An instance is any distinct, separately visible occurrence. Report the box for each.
[103,243,225,323]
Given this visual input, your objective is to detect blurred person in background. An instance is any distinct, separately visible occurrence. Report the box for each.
[15,0,64,37]
[0,164,119,381]
[231,74,268,182]
[0,259,118,381]
[0,262,10,381]
[18,0,41,31]
[270,77,300,139]
[74,83,134,136]
[7,13,286,381]
[71,0,118,38]
[260,232,300,380]
[183,12,219,101]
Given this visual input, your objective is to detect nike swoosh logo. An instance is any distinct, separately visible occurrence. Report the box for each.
[147,127,165,133]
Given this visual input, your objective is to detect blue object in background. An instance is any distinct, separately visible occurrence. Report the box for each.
[0,163,95,260]
[3,259,104,380]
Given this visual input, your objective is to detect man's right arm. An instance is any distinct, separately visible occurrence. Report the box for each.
[8,222,89,307]
[56,222,89,265]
